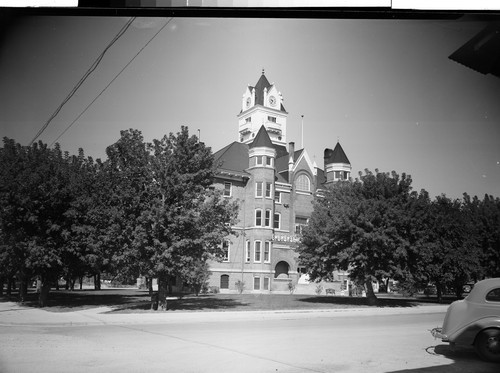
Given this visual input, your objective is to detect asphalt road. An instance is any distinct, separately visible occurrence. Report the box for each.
[1,311,499,373]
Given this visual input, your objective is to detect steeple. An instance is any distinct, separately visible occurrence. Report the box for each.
[238,71,288,147]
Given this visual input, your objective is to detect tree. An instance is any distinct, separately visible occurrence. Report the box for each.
[103,127,238,310]
[463,193,500,279]
[0,138,75,306]
[416,194,482,302]
[298,169,416,305]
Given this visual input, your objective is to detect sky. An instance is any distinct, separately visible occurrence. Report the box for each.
[1,13,499,199]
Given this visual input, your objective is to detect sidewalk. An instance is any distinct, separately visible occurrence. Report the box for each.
[0,300,449,327]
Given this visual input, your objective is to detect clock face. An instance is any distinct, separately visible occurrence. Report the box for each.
[246,97,251,108]
[269,96,276,107]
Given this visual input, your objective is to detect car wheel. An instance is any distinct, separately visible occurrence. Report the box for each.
[474,329,500,363]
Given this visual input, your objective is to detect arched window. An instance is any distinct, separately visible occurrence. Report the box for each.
[275,261,290,279]
[295,174,310,192]
[220,275,229,289]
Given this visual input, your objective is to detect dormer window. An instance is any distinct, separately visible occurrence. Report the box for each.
[245,117,252,123]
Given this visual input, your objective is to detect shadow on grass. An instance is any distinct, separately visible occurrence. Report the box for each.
[297,295,432,308]
[109,295,250,313]
[0,289,151,312]
[1,289,450,313]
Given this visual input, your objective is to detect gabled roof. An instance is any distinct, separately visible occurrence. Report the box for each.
[324,142,350,165]
[250,125,274,149]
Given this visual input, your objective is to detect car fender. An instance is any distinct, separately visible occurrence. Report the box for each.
[452,317,500,346]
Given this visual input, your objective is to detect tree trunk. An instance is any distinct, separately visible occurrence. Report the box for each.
[79,276,83,290]
[65,277,70,290]
[0,277,3,296]
[365,280,378,306]
[158,275,168,311]
[70,278,76,291]
[436,281,443,303]
[38,280,50,308]
[94,273,101,290]
[18,278,27,303]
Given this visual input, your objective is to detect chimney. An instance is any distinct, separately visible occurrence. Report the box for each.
[288,142,295,172]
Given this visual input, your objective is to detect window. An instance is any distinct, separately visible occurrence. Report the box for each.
[295,174,311,191]
[266,156,273,166]
[254,241,261,262]
[256,155,263,165]
[274,191,281,203]
[265,209,271,227]
[267,116,277,123]
[221,240,230,262]
[295,217,308,234]
[265,182,272,198]
[245,240,251,262]
[334,171,341,180]
[273,213,281,229]
[245,117,251,122]
[254,277,261,290]
[256,181,263,197]
[223,182,232,197]
[263,277,270,290]
[220,275,229,289]
[255,209,262,226]
[344,171,349,180]
[486,288,500,302]
[264,241,271,263]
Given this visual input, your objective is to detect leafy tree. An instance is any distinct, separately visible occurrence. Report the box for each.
[0,138,75,305]
[416,195,482,302]
[463,193,500,279]
[103,127,238,310]
[180,259,211,296]
[298,169,417,305]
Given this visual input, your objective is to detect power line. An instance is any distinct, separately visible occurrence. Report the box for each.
[50,17,174,148]
[29,17,136,146]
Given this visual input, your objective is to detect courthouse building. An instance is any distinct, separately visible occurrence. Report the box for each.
[207,71,352,293]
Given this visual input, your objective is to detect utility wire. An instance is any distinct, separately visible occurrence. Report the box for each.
[50,17,174,148]
[29,17,136,146]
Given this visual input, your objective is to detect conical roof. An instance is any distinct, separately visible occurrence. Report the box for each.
[324,142,350,165]
[250,125,274,149]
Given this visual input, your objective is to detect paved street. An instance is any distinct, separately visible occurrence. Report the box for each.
[1,304,499,373]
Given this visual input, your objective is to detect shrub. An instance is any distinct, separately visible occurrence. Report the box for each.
[235,280,245,294]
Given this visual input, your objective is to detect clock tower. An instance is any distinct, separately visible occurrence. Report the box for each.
[237,70,288,147]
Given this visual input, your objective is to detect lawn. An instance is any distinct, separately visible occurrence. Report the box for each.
[0,288,450,313]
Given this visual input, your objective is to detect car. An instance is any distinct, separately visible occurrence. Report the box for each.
[431,278,500,362]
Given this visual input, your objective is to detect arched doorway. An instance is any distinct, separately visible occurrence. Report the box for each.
[274,261,289,279]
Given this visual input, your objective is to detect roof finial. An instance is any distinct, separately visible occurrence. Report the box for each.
[262,68,265,75]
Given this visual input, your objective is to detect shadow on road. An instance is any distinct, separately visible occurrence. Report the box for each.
[387,344,499,372]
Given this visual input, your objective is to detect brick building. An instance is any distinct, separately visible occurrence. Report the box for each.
[207,71,352,293]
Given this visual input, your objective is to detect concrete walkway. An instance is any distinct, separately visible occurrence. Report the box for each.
[0,300,449,327]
